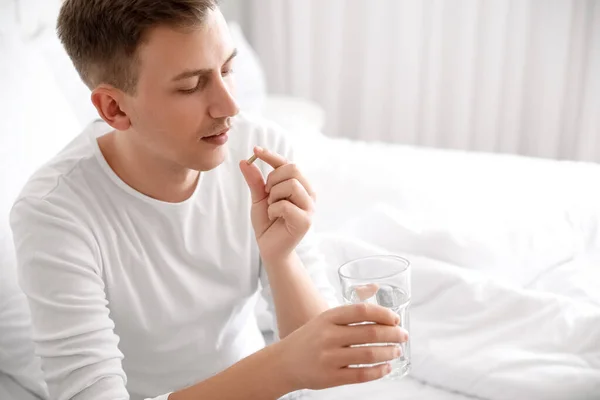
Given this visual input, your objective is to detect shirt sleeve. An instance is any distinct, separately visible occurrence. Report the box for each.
[10,197,171,400]
[257,122,340,339]
[0,233,48,400]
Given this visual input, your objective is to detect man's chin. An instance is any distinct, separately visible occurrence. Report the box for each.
[191,143,228,172]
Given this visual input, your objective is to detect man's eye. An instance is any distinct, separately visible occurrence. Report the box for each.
[180,77,208,94]
[180,86,200,94]
[222,68,234,76]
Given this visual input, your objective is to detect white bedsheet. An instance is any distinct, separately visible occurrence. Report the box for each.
[295,135,600,297]
[304,207,600,400]
[301,377,474,400]
[284,136,600,399]
[296,136,600,257]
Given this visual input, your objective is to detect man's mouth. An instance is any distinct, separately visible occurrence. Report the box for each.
[205,127,229,137]
[201,128,230,145]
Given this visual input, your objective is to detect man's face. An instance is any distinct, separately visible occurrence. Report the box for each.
[123,9,239,172]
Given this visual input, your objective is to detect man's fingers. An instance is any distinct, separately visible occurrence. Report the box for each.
[253,146,287,169]
[327,303,399,327]
[267,179,314,212]
[266,200,310,228]
[334,363,392,386]
[239,160,267,203]
[335,345,400,368]
[339,324,408,347]
[249,146,316,200]
[265,163,316,199]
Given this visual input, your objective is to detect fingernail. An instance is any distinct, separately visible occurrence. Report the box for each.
[386,362,393,373]
[400,328,409,341]
[254,146,263,153]
[394,347,401,358]
[394,316,401,325]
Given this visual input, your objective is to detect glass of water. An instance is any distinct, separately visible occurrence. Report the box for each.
[338,255,411,380]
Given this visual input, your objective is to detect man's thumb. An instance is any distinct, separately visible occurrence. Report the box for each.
[239,160,267,203]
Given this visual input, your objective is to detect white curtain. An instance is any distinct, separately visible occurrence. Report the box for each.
[247,0,600,161]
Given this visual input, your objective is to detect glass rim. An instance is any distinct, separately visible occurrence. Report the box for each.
[338,254,410,281]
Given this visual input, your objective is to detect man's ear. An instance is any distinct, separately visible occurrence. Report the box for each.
[91,84,132,131]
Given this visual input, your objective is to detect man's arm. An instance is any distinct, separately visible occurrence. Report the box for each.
[11,198,129,400]
[261,251,330,338]
[11,197,299,400]
[171,304,406,400]
[12,197,405,399]
[240,146,338,338]
[169,342,291,400]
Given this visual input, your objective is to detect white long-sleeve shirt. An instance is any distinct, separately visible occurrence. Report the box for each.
[10,113,337,400]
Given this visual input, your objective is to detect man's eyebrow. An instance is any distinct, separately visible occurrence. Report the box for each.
[171,48,238,81]
[223,48,238,66]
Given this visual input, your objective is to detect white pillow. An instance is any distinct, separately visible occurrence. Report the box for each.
[0,34,81,222]
[14,0,61,40]
[0,33,79,400]
[29,29,99,126]
[334,204,578,288]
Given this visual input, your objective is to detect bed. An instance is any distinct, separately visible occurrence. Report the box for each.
[2,7,600,400]
[291,377,473,400]
[266,132,600,400]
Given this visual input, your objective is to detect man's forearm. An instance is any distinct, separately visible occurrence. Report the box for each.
[262,251,330,338]
[169,341,293,400]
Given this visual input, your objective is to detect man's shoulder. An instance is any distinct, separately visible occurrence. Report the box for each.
[11,125,99,216]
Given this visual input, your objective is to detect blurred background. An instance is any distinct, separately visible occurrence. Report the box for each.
[2,0,599,161]
[221,0,600,162]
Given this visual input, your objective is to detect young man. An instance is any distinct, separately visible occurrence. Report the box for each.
[10,1,408,399]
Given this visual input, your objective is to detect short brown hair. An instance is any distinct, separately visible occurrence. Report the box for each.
[57,0,219,93]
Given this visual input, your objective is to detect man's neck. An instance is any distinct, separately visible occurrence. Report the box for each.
[97,130,200,203]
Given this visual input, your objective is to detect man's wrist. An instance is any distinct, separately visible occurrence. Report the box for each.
[264,340,299,394]
[260,251,299,273]
[169,341,297,400]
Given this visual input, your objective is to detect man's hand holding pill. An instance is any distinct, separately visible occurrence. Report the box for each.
[235,146,408,391]
[239,146,316,266]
